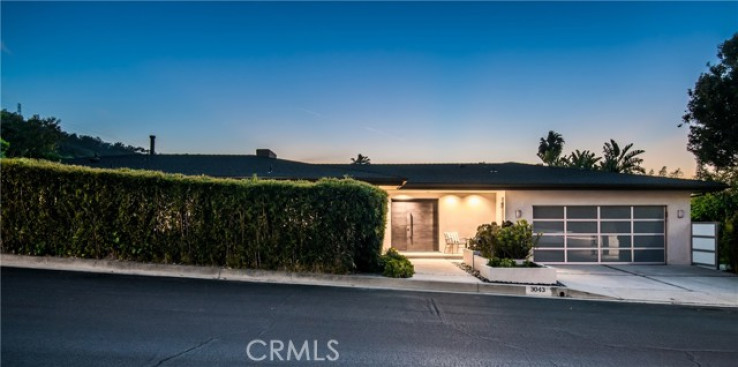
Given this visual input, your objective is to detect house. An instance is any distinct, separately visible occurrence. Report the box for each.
[65,146,726,265]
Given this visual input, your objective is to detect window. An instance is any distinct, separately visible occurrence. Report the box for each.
[532,205,665,263]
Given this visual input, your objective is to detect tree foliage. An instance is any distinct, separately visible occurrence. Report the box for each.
[537,130,565,166]
[563,149,600,170]
[351,153,371,165]
[682,33,738,169]
[0,109,144,159]
[0,110,63,159]
[599,139,646,174]
[535,132,649,174]
[0,139,8,158]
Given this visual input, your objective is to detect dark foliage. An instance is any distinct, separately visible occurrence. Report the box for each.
[682,33,738,169]
[0,159,388,274]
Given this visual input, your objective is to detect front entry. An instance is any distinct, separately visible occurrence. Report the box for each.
[391,199,438,252]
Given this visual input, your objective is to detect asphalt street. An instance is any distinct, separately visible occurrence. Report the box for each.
[2,267,737,366]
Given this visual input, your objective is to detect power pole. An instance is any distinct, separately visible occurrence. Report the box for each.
[16,103,21,115]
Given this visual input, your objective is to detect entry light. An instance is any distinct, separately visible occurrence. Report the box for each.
[515,209,522,218]
[677,210,685,219]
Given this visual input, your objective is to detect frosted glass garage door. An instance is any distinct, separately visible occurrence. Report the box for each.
[532,206,665,263]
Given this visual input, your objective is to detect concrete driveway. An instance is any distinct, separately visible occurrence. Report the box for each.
[552,264,738,307]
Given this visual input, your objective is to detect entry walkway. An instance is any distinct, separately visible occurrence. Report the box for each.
[409,259,481,284]
[552,264,738,307]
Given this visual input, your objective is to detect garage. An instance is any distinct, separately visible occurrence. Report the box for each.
[532,205,666,264]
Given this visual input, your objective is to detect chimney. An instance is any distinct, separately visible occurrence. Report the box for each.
[256,149,276,159]
[149,135,156,155]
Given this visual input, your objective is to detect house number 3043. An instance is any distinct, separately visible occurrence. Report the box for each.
[526,286,551,296]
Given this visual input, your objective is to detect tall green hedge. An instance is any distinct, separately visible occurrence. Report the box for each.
[0,158,388,273]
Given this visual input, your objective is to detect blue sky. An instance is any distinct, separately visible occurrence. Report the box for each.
[2,1,736,174]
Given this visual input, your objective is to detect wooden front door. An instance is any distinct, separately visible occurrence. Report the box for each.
[391,200,438,252]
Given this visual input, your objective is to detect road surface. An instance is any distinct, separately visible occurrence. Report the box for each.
[2,267,737,366]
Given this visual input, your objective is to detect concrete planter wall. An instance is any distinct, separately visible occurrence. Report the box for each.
[463,248,557,285]
[463,248,475,265]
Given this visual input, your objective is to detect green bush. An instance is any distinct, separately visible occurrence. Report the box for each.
[468,222,501,258]
[470,220,540,262]
[378,248,414,278]
[495,219,540,260]
[488,257,515,268]
[0,158,388,274]
[487,257,537,268]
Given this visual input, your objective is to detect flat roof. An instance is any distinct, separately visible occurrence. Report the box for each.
[63,154,727,192]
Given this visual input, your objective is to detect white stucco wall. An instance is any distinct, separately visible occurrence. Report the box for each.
[380,189,500,252]
[503,190,693,264]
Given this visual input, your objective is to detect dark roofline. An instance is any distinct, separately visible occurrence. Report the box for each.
[399,182,726,191]
[62,155,728,193]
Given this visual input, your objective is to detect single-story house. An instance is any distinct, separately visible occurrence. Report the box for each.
[65,146,726,265]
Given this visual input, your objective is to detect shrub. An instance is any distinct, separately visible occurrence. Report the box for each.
[0,158,388,274]
[495,220,540,260]
[487,257,537,268]
[488,257,515,268]
[470,220,539,261]
[379,248,414,278]
[468,222,501,258]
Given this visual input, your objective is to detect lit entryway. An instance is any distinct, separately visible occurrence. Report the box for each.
[532,206,666,264]
[390,199,439,252]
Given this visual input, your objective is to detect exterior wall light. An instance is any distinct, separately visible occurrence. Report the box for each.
[515,209,522,218]
[677,209,685,219]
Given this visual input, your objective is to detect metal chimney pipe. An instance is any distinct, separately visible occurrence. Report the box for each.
[149,135,156,155]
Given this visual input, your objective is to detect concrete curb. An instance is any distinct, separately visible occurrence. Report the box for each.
[10,254,734,308]
[1,254,577,299]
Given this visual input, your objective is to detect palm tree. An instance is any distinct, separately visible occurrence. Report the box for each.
[351,153,371,165]
[537,130,565,166]
[565,149,601,170]
[599,139,645,174]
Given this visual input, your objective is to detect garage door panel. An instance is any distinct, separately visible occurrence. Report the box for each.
[567,206,597,219]
[634,206,665,219]
[600,248,632,262]
[533,221,564,233]
[601,235,631,248]
[601,206,631,219]
[634,235,664,248]
[600,221,631,233]
[634,249,664,263]
[567,236,597,248]
[567,221,597,233]
[538,236,565,248]
[567,250,598,262]
[533,250,565,262]
[634,221,664,233]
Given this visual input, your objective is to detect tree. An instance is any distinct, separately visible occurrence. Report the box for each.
[0,109,63,159]
[681,33,738,169]
[599,139,645,174]
[351,153,371,165]
[537,130,565,166]
[691,168,738,272]
[563,149,600,170]
[0,138,8,158]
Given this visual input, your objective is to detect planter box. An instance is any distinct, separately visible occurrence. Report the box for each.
[478,265,557,285]
[463,250,557,285]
